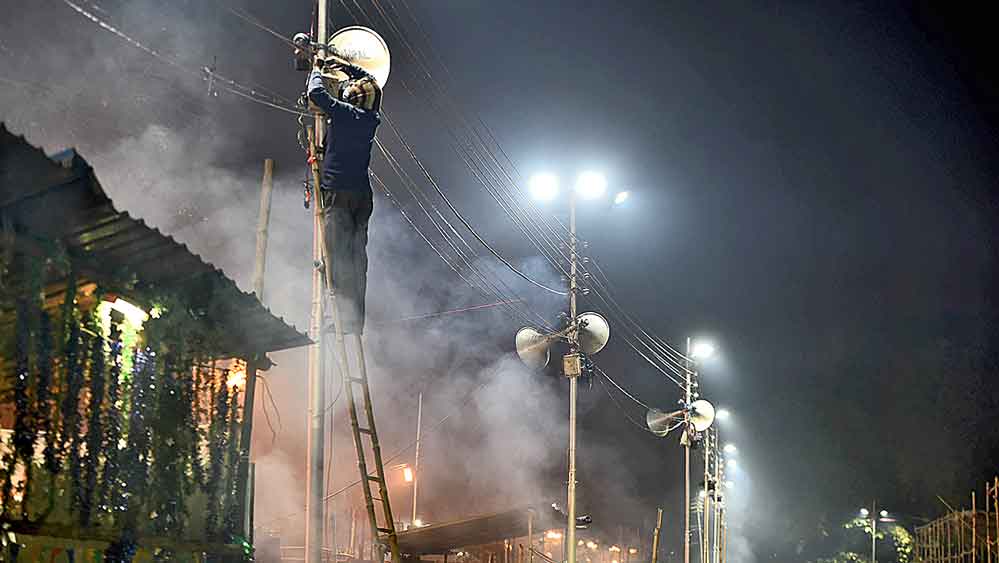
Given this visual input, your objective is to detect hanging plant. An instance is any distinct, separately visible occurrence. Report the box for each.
[148,351,189,536]
[205,375,229,538]
[188,363,206,492]
[36,310,58,475]
[68,329,91,513]
[98,323,124,518]
[0,299,32,517]
[222,387,241,536]
[80,312,107,528]
[55,303,82,475]
[120,348,155,526]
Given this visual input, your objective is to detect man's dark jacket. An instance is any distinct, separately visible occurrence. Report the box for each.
[307,70,381,194]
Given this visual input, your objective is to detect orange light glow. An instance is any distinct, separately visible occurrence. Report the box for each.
[545,530,563,540]
[226,369,246,389]
[403,467,414,482]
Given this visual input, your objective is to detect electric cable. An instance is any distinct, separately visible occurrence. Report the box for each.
[61,0,309,118]
[379,113,568,296]
[594,365,652,411]
[373,141,553,331]
[595,370,653,434]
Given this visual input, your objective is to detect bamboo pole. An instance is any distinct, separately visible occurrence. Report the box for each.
[651,508,663,563]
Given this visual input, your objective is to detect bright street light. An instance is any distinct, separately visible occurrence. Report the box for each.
[726,459,737,470]
[880,510,888,518]
[690,340,716,360]
[724,480,734,489]
[575,171,607,199]
[723,443,737,455]
[715,409,731,421]
[403,466,414,482]
[613,191,630,205]
[859,508,870,517]
[529,173,560,201]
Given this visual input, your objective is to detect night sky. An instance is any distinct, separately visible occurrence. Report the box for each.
[2,1,997,561]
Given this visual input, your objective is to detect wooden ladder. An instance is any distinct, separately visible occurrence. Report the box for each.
[340,333,401,563]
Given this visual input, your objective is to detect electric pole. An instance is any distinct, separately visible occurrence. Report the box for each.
[305,2,329,561]
[684,337,692,563]
[412,392,423,525]
[566,186,580,563]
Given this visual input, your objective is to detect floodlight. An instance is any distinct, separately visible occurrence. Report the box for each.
[575,171,607,199]
[529,173,559,201]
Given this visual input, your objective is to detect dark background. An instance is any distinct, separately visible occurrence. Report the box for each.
[2,1,997,560]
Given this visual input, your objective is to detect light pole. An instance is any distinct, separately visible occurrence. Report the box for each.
[685,339,715,563]
[527,171,623,563]
[859,505,889,563]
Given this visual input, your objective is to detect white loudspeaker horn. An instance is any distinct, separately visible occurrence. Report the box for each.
[516,327,551,369]
[576,312,610,355]
[646,399,716,437]
[689,399,716,432]
[327,26,391,88]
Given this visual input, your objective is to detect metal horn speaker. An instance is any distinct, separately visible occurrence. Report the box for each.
[646,399,716,437]
[327,26,391,88]
[646,407,685,437]
[516,327,551,369]
[576,312,610,355]
[689,399,716,432]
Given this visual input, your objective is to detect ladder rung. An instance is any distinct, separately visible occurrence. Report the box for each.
[377,527,393,534]
[367,475,384,483]
[357,427,373,435]
[348,376,366,384]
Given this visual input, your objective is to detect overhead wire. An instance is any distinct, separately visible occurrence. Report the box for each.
[338,0,699,390]
[338,0,576,275]
[595,370,653,434]
[60,0,309,118]
[379,113,568,296]
[373,140,554,330]
[594,365,652,411]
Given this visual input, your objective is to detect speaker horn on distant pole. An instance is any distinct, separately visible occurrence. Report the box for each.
[688,399,716,432]
[516,327,551,369]
[646,399,716,437]
[646,407,685,437]
[515,312,610,370]
[576,312,610,355]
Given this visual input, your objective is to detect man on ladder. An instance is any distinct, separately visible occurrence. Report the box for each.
[307,58,382,334]
[307,53,402,563]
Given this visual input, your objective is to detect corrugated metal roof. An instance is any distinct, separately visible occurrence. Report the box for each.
[395,504,563,555]
[0,123,311,356]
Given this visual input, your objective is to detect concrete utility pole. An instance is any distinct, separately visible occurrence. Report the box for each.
[306,2,329,561]
[566,186,580,563]
[684,337,693,563]
[712,435,721,563]
[412,392,423,525]
[702,430,711,563]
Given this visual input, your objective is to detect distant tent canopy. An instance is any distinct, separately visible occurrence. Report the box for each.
[0,124,309,559]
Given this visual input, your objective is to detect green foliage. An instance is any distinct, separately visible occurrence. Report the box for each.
[1,266,248,554]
